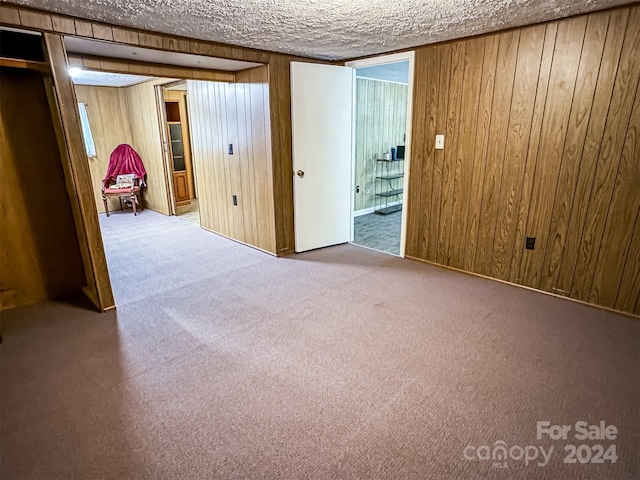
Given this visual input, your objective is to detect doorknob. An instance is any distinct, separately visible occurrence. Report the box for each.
[297,170,305,178]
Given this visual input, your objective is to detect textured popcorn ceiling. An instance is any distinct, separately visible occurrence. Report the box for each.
[7,0,632,60]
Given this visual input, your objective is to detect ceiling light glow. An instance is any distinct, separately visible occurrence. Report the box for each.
[68,67,83,77]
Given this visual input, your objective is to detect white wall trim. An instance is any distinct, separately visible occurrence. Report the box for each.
[346,51,415,258]
[354,199,403,217]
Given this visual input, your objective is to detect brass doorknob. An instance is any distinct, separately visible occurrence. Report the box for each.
[297,170,305,178]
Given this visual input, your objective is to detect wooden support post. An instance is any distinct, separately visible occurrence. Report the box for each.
[43,32,115,311]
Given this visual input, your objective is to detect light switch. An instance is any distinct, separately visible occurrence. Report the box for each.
[435,135,445,150]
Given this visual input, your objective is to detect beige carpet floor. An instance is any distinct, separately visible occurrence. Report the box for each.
[1,209,638,479]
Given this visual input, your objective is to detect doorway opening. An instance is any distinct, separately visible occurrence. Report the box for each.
[159,80,199,223]
[65,36,268,306]
[347,55,413,256]
[289,53,414,256]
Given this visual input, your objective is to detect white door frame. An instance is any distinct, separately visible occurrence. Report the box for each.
[345,51,415,258]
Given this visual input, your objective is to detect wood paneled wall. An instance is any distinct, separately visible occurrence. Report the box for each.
[0,4,326,257]
[124,80,173,216]
[406,5,640,315]
[0,67,85,310]
[74,85,134,213]
[187,66,277,254]
[0,4,326,311]
[354,78,408,211]
[74,81,173,216]
[268,56,297,255]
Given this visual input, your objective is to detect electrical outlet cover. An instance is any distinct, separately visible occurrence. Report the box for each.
[435,135,445,150]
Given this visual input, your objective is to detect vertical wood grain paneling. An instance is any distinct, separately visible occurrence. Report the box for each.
[616,218,640,313]
[239,66,277,253]
[225,82,244,241]
[405,49,430,258]
[543,9,628,295]
[438,41,465,265]
[518,15,587,287]
[74,85,135,213]
[187,67,276,253]
[44,33,114,310]
[490,25,545,280]
[509,23,557,284]
[539,12,610,293]
[219,83,234,235]
[588,79,640,307]
[236,78,256,246]
[0,67,85,310]
[354,78,407,211]
[407,5,640,315]
[124,80,172,215]
[448,39,483,270]
[463,35,498,272]
[0,5,321,313]
[423,44,451,262]
[474,30,520,275]
[570,6,640,301]
[268,56,296,255]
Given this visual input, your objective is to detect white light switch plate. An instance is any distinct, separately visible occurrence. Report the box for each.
[435,135,445,150]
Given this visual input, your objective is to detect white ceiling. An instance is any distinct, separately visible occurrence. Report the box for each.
[70,69,153,87]
[8,0,633,60]
[64,37,262,71]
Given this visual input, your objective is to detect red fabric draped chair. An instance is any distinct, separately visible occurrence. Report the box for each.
[102,144,147,216]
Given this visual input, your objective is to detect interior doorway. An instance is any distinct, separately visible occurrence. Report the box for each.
[346,53,414,256]
[159,81,199,222]
[290,53,414,256]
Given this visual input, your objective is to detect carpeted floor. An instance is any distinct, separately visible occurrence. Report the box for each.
[1,210,638,479]
[176,198,200,224]
[354,210,402,255]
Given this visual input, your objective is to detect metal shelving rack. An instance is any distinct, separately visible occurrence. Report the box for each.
[374,158,404,215]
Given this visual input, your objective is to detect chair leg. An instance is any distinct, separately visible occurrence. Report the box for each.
[103,195,110,217]
[132,195,137,215]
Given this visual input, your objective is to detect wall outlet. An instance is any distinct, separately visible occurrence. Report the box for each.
[525,236,536,250]
[356,185,360,193]
[232,195,237,206]
[228,143,233,155]
[435,135,445,150]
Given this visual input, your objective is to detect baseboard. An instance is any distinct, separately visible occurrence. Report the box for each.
[404,255,640,320]
[354,207,375,217]
[354,200,402,217]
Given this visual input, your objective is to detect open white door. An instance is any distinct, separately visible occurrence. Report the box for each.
[291,62,352,252]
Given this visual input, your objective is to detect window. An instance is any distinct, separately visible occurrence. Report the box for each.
[77,102,96,158]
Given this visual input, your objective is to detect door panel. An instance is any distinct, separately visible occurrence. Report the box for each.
[173,171,190,204]
[291,62,353,252]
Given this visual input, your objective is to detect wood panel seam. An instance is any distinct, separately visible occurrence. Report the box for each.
[536,19,589,290]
